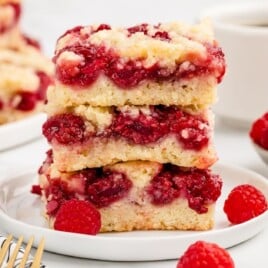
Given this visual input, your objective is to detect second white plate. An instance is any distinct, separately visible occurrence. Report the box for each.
[0,113,46,151]
[0,163,267,261]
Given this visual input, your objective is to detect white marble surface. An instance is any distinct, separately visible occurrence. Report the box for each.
[0,0,268,266]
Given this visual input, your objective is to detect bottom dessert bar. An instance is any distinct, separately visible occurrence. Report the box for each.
[35,151,222,232]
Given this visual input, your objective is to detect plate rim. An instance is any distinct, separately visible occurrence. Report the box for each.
[0,162,267,260]
[0,113,46,151]
[0,161,267,242]
[0,112,46,131]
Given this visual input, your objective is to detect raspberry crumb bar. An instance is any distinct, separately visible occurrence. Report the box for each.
[43,106,216,171]
[0,0,53,124]
[34,20,226,234]
[38,151,222,232]
[50,21,225,108]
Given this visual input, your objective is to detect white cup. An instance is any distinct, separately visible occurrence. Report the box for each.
[201,2,268,128]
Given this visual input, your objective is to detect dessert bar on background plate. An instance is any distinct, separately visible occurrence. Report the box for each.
[0,0,53,126]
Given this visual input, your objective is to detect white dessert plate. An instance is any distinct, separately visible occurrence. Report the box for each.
[0,113,46,151]
[252,142,268,166]
[0,163,267,261]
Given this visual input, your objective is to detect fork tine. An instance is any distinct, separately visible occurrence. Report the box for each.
[0,234,13,267]
[18,236,34,268]
[7,235,24,268]
[30,237,45,268]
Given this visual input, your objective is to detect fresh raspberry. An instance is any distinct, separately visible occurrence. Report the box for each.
[177,241,235,268]
[249,112,268,150]
[224,184,267,224]
[54,199,101,235]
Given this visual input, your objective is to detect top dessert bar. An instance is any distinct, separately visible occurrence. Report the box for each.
[50,21,225,108]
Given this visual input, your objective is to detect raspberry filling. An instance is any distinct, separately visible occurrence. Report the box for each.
[10,91,36,111]
[42,114,87,145]
[249,112,268,150]
[35,71,53,100]
[41,168,132,216]
[9,71,52,111]
[0,3,21,34]
[36,152,221,215]
[38,149,53,175]
[0,98,3,110]
[43,106,210,150]
[147,164,222,213]
[54,24,225,88]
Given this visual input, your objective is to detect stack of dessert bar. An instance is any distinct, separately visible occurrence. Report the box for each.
[0,0,53,124]
[38,21,225,232]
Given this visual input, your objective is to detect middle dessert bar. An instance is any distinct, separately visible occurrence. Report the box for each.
[43,105,216,171]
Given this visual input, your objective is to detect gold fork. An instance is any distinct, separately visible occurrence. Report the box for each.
[0,235,45,268]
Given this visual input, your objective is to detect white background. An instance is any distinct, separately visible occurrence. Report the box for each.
[21,0,268,56]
